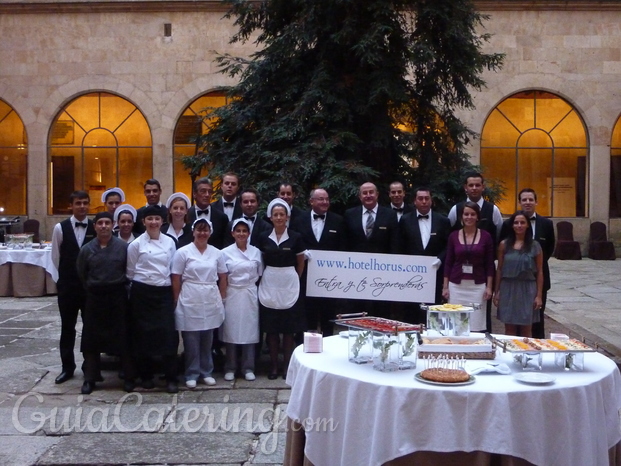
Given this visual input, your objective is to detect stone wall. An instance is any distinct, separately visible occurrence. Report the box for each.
[0,2,620,254]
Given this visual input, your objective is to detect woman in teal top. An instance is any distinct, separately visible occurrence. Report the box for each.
[493,211,543,337]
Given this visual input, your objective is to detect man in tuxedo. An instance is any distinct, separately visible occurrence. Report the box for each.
[211,172,242,222]
[187,177,229,249]
[133,179,167,235]
[499,188,555,338]
[224,188,271,247]
[344,182,400,254]
[51,190,96,384]
[292,188,347,335]
[448,172,503,333]
[389,181,413,221]
[399,187,451,323]
[344,182,399,317]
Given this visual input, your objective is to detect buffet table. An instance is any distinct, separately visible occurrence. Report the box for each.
[285,335,621,466]
[0,249,58,297]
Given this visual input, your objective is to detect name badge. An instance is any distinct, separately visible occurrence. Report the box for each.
[462,264,473,274]
[329,230,337,233]
[379,226,387,230]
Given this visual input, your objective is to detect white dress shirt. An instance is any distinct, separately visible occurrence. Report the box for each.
[361,205,378,232]
[51,215,90,270]
[222,198,236,221]
[391,203,406,220]
[311,210,326,242]
[416,210,431,249]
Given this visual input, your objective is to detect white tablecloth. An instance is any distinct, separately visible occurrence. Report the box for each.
[286,335,621,466]
[0,249,58,282]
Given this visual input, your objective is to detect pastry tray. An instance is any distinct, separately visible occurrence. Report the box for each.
[490,335,596,354]
[333,314,424,335]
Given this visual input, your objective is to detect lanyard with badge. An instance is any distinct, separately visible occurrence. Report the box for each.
[462,228,478,274]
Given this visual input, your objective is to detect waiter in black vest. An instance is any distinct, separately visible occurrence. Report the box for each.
[51,190,96,384]
[448,172,503,333]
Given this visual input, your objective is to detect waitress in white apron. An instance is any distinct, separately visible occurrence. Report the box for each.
[221,219,263,381]
[171,218,227,389]
[257,198,306,380]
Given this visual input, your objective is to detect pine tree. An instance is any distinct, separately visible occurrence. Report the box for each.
[184,0,503,211]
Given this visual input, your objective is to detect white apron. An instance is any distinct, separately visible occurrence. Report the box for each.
[221,284,260,344]
[175,281,224,331]
[258,265,300,310]
[448,279,486,331]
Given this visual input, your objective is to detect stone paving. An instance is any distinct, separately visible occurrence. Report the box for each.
[0,258,619,465]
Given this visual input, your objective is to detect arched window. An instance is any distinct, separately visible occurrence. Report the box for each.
[173,91,230,194]
[481,90,587,217]
[49,92,152,215]
[0,99,27,215]
[610,117,621,218]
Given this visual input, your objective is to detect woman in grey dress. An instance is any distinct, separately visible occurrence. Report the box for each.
[493,211,543,337]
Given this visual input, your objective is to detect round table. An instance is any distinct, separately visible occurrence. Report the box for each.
[285,335,621,466]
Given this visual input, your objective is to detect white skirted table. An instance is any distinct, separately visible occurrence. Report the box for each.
[0,249,58,297]
[285,335,621,466]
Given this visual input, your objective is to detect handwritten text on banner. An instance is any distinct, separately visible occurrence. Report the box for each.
[306,250,436,303]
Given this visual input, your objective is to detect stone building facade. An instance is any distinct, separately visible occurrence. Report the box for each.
[1,0,620,253]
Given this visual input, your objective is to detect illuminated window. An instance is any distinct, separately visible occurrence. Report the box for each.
[481,91,587,217]
[0,99,27,215]
[610,117,621,217]
[49,93,152,215]
[173,91,230,194]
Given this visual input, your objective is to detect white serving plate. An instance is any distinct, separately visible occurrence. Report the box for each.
[513,372,555,385]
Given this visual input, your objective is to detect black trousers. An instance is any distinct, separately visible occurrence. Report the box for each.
[57,284,86,372]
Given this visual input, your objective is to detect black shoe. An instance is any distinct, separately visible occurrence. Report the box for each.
[141,379,155,389]
[123,380,135,393]
[166,381,179,394]
[81,381,96,394]
[268,372,278,380]
[55,371,74,384]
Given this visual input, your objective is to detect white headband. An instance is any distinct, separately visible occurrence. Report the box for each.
[266,198,291,218]
[165,192,191,209]
[101,187,126,203]
[113,204,137,223]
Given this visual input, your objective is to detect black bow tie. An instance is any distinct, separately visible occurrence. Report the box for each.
[417,214,429,220]
[530,217,536,222]
[75,222,88,228]
[393,207,404,213]
[223,202,234,208]
[244,216,255,222]
[197,209,209,216]
[313,214,325,220]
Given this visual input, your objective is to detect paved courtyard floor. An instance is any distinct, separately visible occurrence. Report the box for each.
[0,258,619,465]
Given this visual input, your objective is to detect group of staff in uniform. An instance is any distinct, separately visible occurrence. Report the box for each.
[53,171,554,393]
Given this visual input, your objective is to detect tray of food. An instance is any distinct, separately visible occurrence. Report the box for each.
[493,337,595,353]
[427,304,474,312]
[334,314,423,334]
[419,335,496,359]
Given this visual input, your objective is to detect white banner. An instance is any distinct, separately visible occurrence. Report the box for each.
[306,250,436,303]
